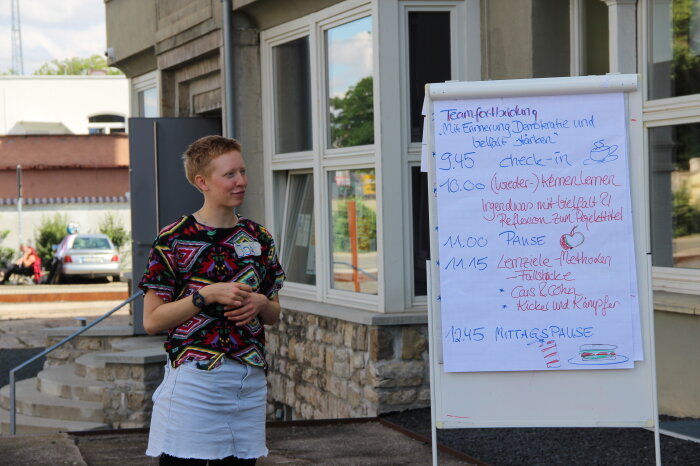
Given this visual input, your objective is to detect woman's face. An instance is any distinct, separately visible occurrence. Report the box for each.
[199,150,248,208]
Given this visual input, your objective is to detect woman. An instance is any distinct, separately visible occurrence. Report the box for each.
[138,136,285,465]
[2,244,41,284]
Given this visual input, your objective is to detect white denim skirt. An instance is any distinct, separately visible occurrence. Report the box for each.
[146,358,268,460]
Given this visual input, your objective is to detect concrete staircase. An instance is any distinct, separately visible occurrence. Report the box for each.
[0,328,165,435]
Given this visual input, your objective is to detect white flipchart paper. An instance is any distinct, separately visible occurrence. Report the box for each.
[433,92,642,372]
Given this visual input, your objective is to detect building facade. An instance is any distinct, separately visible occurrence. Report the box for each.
[105,0,700,418]
[0,76,131,261]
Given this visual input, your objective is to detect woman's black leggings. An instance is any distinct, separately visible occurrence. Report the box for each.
[159,453,256,466]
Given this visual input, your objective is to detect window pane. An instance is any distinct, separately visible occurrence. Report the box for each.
[281,173,316,285]
[273,37,312,153]
[649,123,700,268]
[409,12,451,143]
[138,88,158,117]
[582,0,609,75]
[411,167,430,295]
[326,17,374,148]
[649,0,700,100]
[329,169,378,294]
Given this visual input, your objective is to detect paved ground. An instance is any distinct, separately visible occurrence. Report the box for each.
[0,421,471,466]
[0,282,131,349]
[1,283,699,465]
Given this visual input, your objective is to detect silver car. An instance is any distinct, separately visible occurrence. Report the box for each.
[50,234,121,283]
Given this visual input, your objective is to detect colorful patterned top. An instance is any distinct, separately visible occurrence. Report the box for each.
[138,215,285,371]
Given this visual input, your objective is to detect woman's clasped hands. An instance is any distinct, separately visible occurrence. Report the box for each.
[201,282,269,326]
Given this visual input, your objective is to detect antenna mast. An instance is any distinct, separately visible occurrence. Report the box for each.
[11,0,24,75]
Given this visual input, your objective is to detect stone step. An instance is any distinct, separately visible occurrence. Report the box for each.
[0,406,108,435]
[0,379,105,423]
[37,364,108,403]
[110,335,164,352]
[75,348,166,381]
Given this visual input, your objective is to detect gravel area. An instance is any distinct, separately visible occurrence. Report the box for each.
[382,408,700,465]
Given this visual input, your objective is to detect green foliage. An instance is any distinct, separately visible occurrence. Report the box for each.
[0,229,15,269]
[99,213,129,251]
[33,55,123,76]
[333,200,377,252]
[670,0,700,95]
[672,181,700,238]
[34,213,70,266]
[329,76,374,148]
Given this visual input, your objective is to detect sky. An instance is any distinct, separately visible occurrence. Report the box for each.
[328,16,372,98]
[0,0,106,75]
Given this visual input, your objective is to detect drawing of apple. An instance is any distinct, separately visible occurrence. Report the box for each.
[560,226,584,250]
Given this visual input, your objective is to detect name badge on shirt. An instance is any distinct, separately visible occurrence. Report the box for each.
[234,241,261,258]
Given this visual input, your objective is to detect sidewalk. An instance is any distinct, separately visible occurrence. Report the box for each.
[0,282,129,303]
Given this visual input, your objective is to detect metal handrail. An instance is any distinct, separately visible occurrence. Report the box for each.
[332,261,378,280]
[8,290,144,435]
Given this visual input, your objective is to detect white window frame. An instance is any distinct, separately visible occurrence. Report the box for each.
[262,0,381,311]
[640,0,700,295]
[262,0,482,312]
[131,70,160,118]
[398,0,479,308]
[278,168,318,302]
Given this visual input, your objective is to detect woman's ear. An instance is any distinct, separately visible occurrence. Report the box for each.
[194,173,208,192]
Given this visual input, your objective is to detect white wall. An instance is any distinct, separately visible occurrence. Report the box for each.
[0,76,129,135]
[0,202,132,271]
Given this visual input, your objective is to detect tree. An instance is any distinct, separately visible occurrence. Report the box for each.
[34,213,70,266]
[671,0,700,96]
[98,213,129,251]
[672,181,700,238]
[0,228,16,269]
[329,76,374,148]
[33,55,123,76]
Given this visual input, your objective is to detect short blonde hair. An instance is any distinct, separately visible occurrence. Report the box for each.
[182,135,243,188]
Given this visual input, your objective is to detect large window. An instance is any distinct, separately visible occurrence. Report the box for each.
[644,1,700,293]
[648,0,700,100]
[132,71,159,118]
[406,9,452,297]
[263,2,378,306]
[649,123,700,269]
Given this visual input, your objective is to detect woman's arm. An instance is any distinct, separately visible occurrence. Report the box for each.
[143,282,256,334]
[23,253,36,267]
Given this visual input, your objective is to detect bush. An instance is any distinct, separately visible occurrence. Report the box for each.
[98,213,129,251]
[35,213,69,266]
[0,229,15,269]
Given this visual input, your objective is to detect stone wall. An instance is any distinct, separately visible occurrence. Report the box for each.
[44,333,129,368]
[265,308,430,420]
[43,331,165,429]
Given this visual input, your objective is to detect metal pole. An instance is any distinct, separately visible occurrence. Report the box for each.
[221,0,235,138]
[16,164,22,248]
[9,371,16,435]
